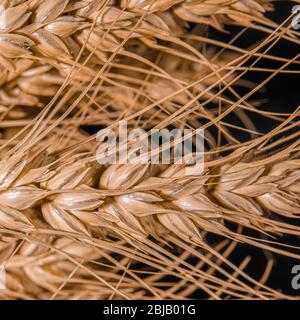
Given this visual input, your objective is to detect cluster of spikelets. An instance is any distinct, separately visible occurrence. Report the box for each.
[0,0,299,300]
[0,0,275,138]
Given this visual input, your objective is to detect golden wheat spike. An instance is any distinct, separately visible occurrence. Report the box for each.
[0,141,299,299]
[0,145,299,240]
[0,0,272,105]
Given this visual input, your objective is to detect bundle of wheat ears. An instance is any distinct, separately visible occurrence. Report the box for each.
[0,0,299,300]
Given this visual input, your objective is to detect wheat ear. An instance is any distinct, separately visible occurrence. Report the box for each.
[0,0,275,121]
[0,139,300,299]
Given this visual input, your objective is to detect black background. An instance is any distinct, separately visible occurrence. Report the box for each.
[211,0,300,296]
